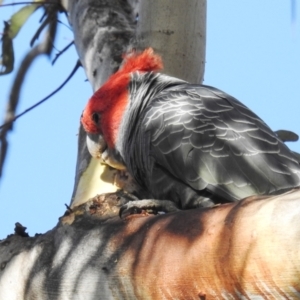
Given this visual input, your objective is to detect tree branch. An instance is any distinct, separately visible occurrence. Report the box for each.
[0,60,81,131]
[1,190,300,298]
[51,40,74,65]
[0,12,57,177]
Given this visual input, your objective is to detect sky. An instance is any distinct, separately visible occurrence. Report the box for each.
[0,1,299,238]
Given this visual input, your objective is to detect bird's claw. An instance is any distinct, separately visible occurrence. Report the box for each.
[119,199,180,219]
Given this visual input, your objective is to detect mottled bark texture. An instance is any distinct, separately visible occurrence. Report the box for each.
[69,0,139,207]
[1,190,300,299]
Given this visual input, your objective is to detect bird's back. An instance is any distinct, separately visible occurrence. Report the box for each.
[123,74,300,207]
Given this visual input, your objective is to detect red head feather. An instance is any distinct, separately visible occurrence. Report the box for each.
[81,48,163,148]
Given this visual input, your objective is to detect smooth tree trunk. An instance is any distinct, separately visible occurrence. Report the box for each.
[1,1,300,299]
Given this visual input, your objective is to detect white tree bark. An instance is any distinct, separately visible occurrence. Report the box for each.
[136,0,206,83]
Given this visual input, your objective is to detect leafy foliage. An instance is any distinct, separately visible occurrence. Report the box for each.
[0,2,41,75]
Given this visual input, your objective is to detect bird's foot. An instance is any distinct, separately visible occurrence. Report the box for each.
[119,199,180,219]
[115,189,139,201]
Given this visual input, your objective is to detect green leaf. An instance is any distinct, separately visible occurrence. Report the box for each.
[8,4,40,39]
[0,22,14,75]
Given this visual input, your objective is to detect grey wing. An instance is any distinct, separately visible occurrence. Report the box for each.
[142,84,300,204]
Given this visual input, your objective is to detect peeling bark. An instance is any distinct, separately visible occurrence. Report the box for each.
[1,190,300,299]
[68,0,137,90]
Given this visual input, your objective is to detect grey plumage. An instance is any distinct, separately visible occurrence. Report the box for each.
[116,72,300,209]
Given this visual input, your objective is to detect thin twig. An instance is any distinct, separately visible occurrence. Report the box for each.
[0,1,60,8]
[52,40,74,65]
[38,8,48,23]
[57,19,72,31]
[30,13,51,47]
[0,60,81,131]
[0,13,57,178]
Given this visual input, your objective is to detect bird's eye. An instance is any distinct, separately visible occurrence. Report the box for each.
[92,113,100,125]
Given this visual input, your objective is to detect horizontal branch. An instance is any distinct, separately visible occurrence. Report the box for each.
[0,189,299,298]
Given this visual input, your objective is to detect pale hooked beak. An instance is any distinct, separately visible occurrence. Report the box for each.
[86,132,126,170]
[86,133,107,159]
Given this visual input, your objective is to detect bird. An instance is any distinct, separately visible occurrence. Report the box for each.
[81,48,300,214]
